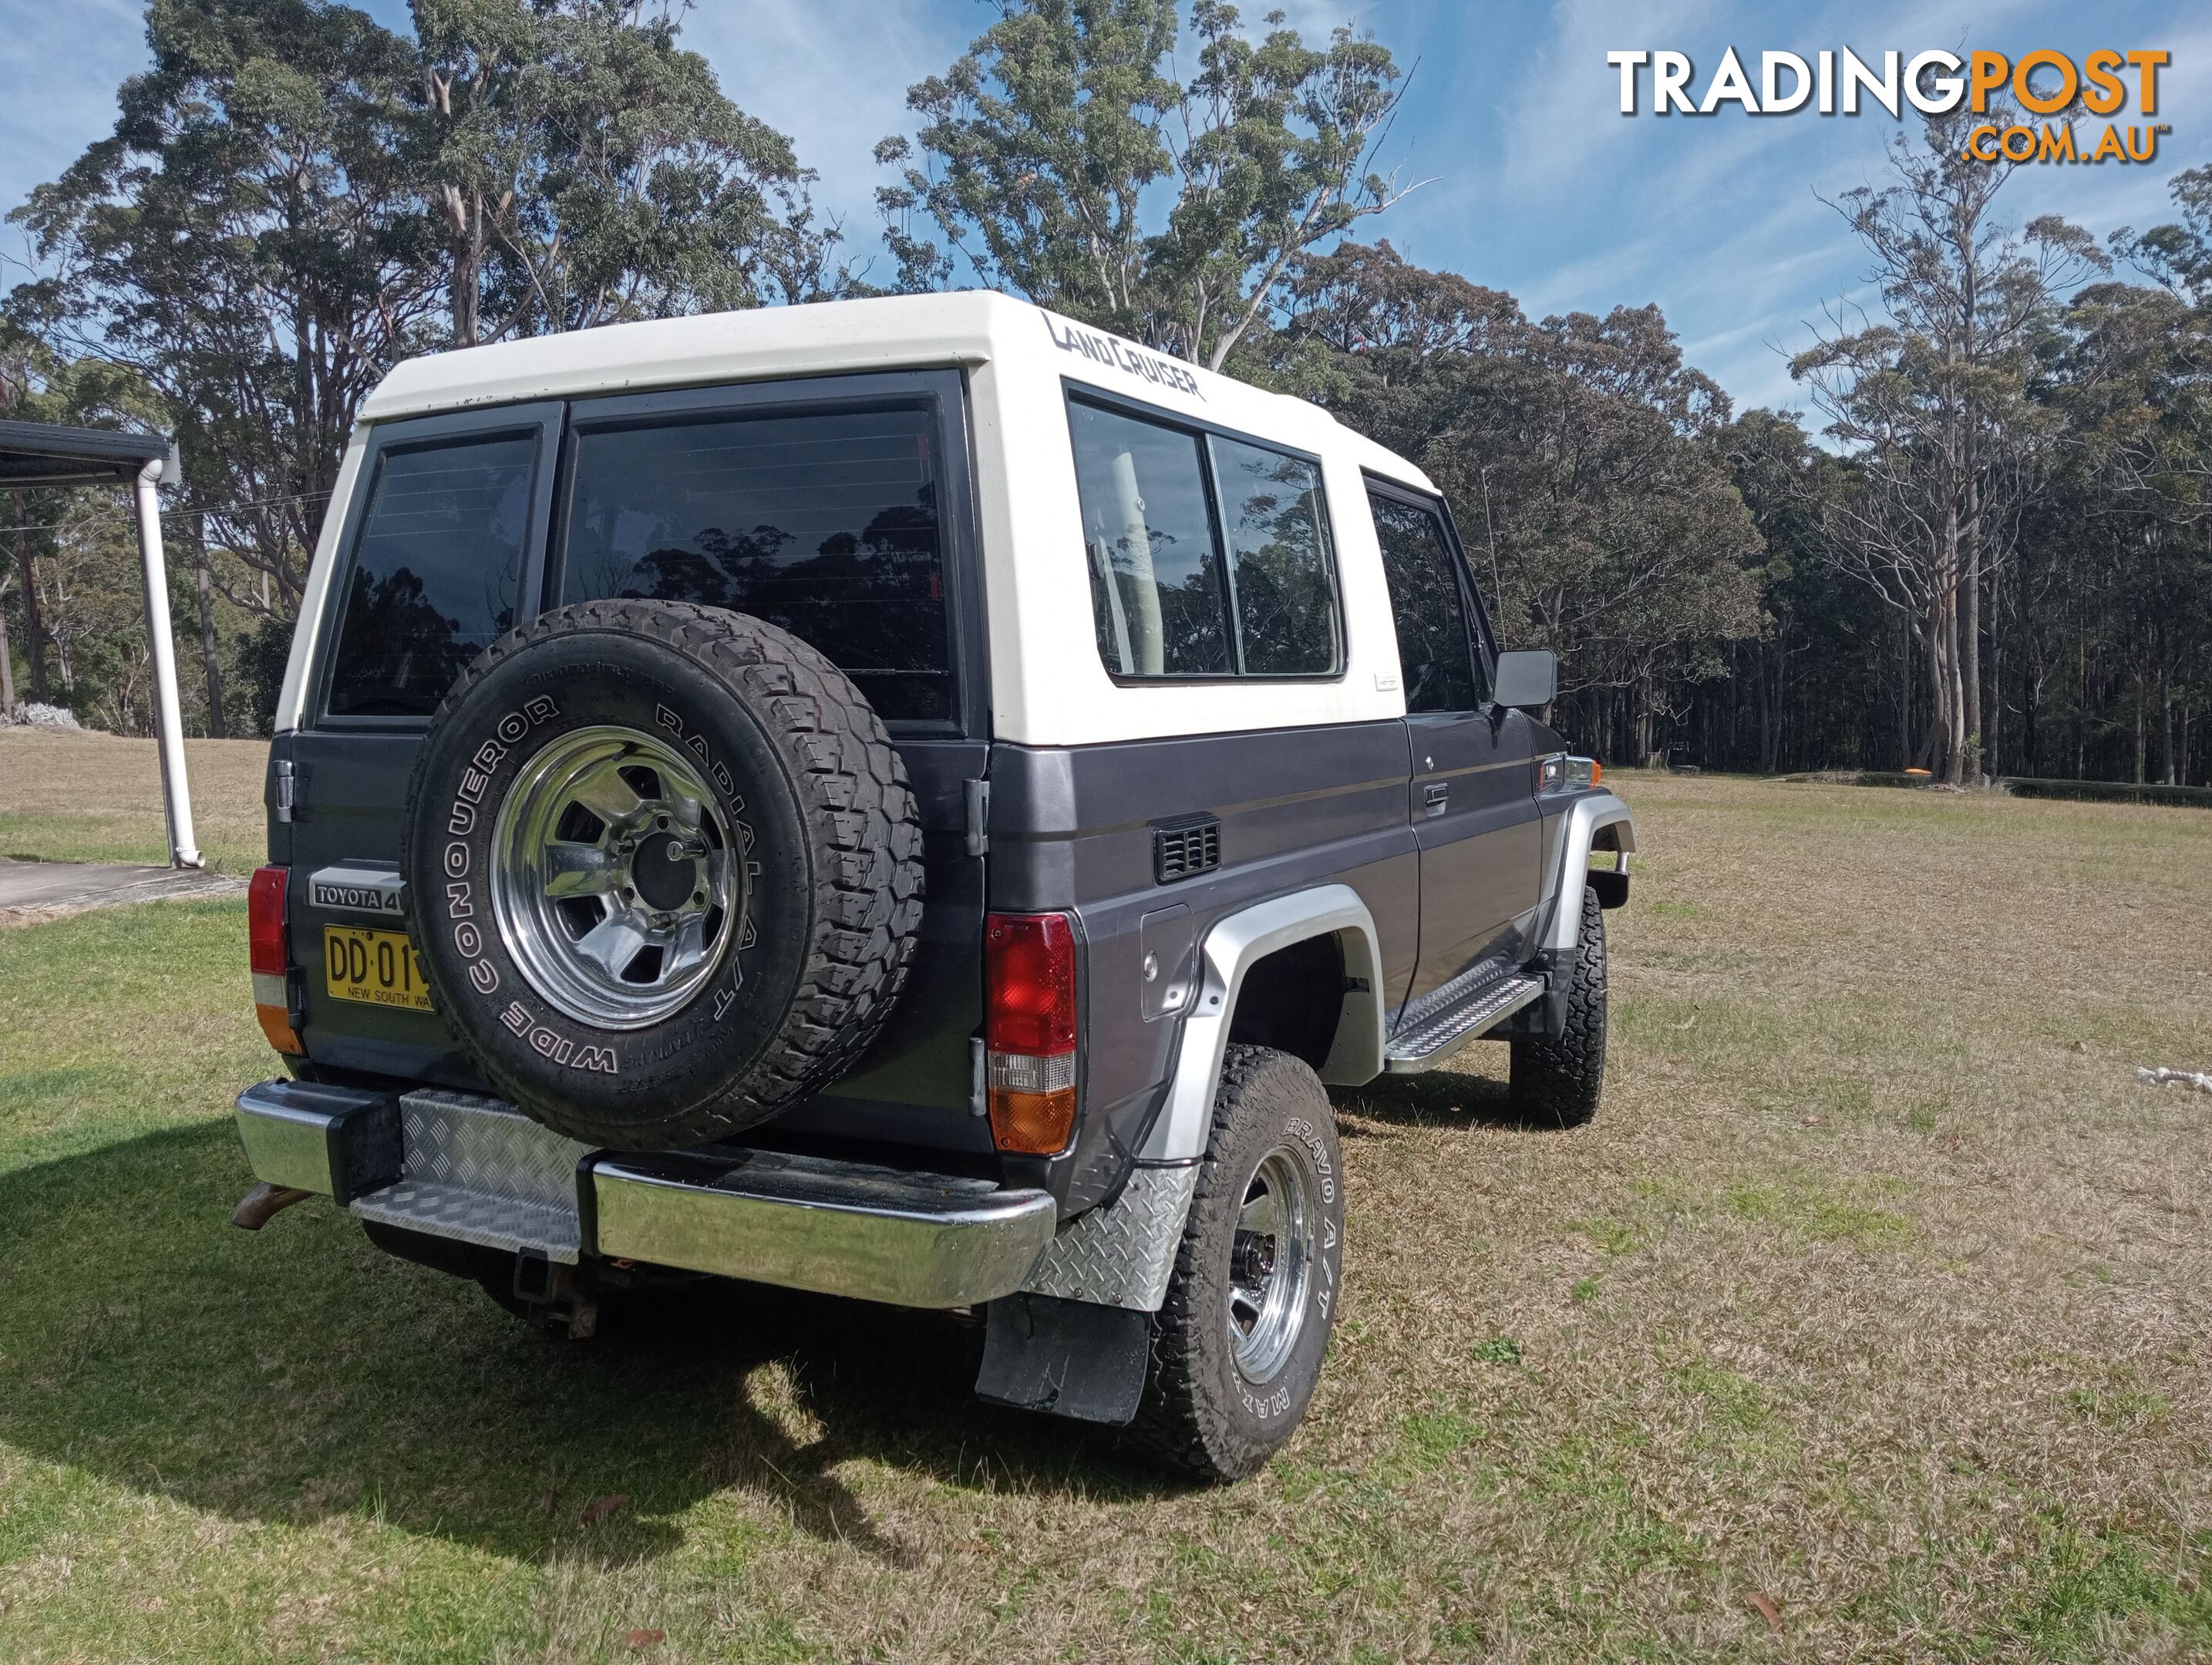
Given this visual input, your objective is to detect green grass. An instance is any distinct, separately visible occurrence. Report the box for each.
[2,773,2211,1660]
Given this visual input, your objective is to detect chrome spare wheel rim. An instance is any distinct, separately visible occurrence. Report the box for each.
[491,725,740,1030]
[1228,1146,1319,1384]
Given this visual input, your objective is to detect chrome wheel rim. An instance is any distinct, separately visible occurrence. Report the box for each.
[490,725,739,1029]
[1227,1146,1318,1384]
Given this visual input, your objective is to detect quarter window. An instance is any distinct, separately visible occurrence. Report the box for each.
[1070,398,1341,680]
[326,432,537,718]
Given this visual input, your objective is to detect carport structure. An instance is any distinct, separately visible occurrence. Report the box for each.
[0,419,200,868]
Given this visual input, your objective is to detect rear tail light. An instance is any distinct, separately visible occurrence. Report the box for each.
[984,911,1077,1155]
[248,866,303,1054]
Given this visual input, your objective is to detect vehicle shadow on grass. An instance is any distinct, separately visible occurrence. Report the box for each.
[1332,1066,1526,1132]
[0,1120,1186,1572]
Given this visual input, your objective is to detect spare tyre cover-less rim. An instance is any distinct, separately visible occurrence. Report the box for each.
[399,599,924,1152]
[491,724,741,1031]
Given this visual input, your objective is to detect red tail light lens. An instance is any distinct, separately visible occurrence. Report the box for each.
[984,912,1077,1155]
[985,912,1077,1054]
[248,866,288,977]
[248,866,302,1054]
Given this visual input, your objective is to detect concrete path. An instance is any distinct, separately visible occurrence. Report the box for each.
[0,859,247,925]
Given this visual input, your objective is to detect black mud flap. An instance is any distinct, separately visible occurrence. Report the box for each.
[975,1291,1150,1425]
[1587,868,1630,909]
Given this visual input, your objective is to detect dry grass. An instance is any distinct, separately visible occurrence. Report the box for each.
[2,767,2210,1661]
[0,726,271,872]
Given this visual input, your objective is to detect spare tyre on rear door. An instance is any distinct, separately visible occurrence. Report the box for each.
[401,598,924,1150]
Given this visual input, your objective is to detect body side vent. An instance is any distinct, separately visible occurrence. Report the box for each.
[1153,814,1221,885]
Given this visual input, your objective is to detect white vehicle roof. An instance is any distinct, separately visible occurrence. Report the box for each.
[292,292,1439,745]
[355,291,1435,496]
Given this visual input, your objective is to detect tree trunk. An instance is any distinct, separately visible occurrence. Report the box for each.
[1961,476,1982,782]
[190,516,227,738]
[12,490,48,701]
[2161,664,2175,786]
[0,573,14,715]
[1898,608,1914,771]
[2134,676,2148,785]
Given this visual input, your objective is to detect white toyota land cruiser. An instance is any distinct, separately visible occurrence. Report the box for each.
[232,291,1635,1482]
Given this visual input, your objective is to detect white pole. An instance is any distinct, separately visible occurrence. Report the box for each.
[134,456,203,869]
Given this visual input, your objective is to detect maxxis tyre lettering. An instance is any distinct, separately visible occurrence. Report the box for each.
[399,600,923,1150]
[1509,883,1608,1127]
[1127,1044,1345,1483]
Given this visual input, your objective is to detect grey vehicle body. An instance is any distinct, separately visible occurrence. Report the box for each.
[234,291,1633,1428]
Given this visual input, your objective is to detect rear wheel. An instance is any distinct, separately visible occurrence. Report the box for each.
[1509,884,1608,1126]
[1130,1046,1344,1482]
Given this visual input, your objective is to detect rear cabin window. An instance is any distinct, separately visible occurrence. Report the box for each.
[559,405,952,723]
[325,433,537,718]
[1070,398,1341,680]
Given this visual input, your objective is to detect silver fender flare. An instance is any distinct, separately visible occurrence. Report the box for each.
[1539,789,1636,955]
[1138,883,1384,1165]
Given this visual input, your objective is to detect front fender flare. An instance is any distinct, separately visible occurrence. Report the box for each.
[1539,790,1636,956]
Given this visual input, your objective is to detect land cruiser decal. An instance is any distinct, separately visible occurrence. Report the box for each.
[1044,312,1205,399]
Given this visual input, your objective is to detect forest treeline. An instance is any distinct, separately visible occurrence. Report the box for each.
[2,0,2207,786]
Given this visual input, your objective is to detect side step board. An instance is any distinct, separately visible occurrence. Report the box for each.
[1384,970,1546,1073]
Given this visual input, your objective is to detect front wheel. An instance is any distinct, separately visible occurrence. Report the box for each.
[1509,883,1608,1126]
[1130,1045,1345,1482]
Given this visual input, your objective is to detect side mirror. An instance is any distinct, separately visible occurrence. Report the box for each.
[1491,649,1557,711]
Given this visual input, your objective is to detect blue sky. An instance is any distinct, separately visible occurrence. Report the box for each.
[2,0,2206,423]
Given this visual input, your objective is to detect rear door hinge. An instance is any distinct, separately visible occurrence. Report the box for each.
[274,758,297,823]
[963,778,990,857]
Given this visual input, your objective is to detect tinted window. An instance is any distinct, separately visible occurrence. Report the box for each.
[561,405,951,722]
[326,434,536,718]
[1371,493,1477,713]
[1212,436,1339,675]
[1071,401,1231,677]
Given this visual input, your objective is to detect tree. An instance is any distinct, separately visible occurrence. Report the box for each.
[5,0,835,640]
[1276,240,1766,762]
[1792,105,2103,782]
[7,0,440,624]
[877,0,1409,370]
[415,0,846,348]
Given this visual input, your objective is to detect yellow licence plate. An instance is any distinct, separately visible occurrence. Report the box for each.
[323,925,435,1012]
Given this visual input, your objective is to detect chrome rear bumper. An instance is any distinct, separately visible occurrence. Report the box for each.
[234,1080,1055,1309]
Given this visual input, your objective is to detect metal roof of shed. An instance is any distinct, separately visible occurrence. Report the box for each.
[0,419,180,490]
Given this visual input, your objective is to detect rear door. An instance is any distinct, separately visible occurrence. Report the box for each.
[1367,480,1542,1008]
[548,372,990,1154]
[281,402,564,1086]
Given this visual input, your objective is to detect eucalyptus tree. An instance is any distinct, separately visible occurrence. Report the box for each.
[6,0,437,623]
[1792,105,2103,782]
[1273,240,1766,762]
[414,0,842,348]
[6,0,840,649]
[877,0,1409,371]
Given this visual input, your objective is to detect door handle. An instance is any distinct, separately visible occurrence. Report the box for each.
[1422,782,1449,817]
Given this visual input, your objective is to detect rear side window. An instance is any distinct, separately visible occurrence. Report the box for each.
[1369,492,1478,713]
[1070,397,1340,680]
[1211,436,1340,675]
[560,405,951,722]
[325,434,537,718]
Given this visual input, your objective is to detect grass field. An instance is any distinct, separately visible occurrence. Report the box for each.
[3,735,2211,1661]
[0,727,271,872]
